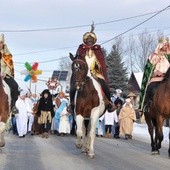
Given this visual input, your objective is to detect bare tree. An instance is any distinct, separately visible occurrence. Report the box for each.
[125,29,162,72]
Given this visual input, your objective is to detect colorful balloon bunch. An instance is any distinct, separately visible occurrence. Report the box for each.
[21,62,42,83]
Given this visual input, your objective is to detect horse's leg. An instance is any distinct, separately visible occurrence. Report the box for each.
[82,119,89,154]
[88,111,98,158]
[155,115,164,152]
[0,108,8,147]
[144,113,155,153]
[75,115,84,148]
[0,121,6,147]
[168,128,170,158]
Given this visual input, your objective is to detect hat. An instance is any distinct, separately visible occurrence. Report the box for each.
[116,89,122,94]
[20,90,27,97]
[158,37,169,44]
[83,22,97,44]
[0,34,4,43]
[83,32,97,44]
[127,92,136,97]
[114,98,123,106]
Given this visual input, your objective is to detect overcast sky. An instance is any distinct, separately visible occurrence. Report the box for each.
[1,0,170,93]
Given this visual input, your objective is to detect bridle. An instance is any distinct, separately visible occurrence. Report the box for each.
[72,59,89,90]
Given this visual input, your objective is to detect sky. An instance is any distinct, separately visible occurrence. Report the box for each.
[1,0,170,94]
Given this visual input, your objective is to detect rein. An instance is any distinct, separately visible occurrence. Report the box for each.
[72,59,89,88]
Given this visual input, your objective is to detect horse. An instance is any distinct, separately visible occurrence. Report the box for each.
[69,53,110,158]
[0,65,11,148]
[144,67,170,158]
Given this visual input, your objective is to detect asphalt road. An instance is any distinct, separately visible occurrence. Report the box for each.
[0,132,170,170]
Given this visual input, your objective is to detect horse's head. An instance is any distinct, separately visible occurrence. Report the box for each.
[71,58,88,90]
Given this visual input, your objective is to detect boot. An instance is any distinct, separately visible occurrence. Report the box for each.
[108,133,112,139]
[67,103,74,114]
[104,133,108,138]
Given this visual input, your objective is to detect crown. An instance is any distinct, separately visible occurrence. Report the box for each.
[158,37,169,44]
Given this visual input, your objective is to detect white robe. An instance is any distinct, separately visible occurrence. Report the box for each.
[25,97,34,132]
[100,110,118,126]
[59,107,70,134]
[15,98,28,137]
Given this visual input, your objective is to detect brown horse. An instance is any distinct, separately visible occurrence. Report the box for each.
[0,62,10,148]
[70,53,108,158]
[145,67,170,158]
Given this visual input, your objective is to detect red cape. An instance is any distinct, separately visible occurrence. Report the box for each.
[76,44,109,84]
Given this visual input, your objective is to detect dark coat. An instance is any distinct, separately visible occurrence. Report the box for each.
[37,89,54,117]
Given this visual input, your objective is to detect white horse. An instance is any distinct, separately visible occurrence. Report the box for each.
[70,53,109,158]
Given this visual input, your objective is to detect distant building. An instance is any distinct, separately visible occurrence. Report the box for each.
[127,72,143,95]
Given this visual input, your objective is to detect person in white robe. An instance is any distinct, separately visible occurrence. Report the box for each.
[15,90,28,138]
[25,91,34,133]
[58,98,70,135]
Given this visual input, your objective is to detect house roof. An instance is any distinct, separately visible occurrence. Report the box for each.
[127,72,143,93]
[133,72,143,88]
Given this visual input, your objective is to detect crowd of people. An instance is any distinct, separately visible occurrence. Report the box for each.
[9,88,137,140]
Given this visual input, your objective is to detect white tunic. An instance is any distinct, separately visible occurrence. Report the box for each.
[15,98,28,137]
[59,107,70,134]
[25,97,34,132]
[100,110,118,126]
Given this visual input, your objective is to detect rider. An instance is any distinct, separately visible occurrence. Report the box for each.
[138,37,170,113]
[68,24,112,113]
[0,33,20,110]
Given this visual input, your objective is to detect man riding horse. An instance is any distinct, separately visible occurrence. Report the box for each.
[139,37,170,113]
[0,33,20,111]
[68,24,112,113]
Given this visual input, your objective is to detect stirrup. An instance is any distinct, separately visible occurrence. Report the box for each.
[143,105,149,113]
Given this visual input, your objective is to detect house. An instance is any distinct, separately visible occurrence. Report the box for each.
[127,72,143,95]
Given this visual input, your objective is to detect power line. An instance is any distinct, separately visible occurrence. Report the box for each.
[13,45,77,56]
[101,5,170,45]
[13,26,170,64]
[0,8,169,33]
[14,56,69,64]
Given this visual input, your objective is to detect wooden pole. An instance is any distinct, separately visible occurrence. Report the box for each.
[29,79,31,91]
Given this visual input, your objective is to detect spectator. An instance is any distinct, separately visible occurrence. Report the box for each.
[37,89,54,138]
[119,98,136,140]
[15,90,28,138]
[25,91,34,134]
[100,105,118,139]
[113,98,123,139]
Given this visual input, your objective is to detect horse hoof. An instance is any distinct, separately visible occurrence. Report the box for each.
[88,154,95,159]
[0,143,5,148]
[151,150,159,155]
[75,144,82,149]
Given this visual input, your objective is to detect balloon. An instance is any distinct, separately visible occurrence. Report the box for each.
[24,74,31,82]
[32,62,38,70]
[34,70,42,75]
[25,62,32,71]
[31,75,37,83]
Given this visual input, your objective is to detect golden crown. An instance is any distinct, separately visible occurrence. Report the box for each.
[158,37,169,44]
